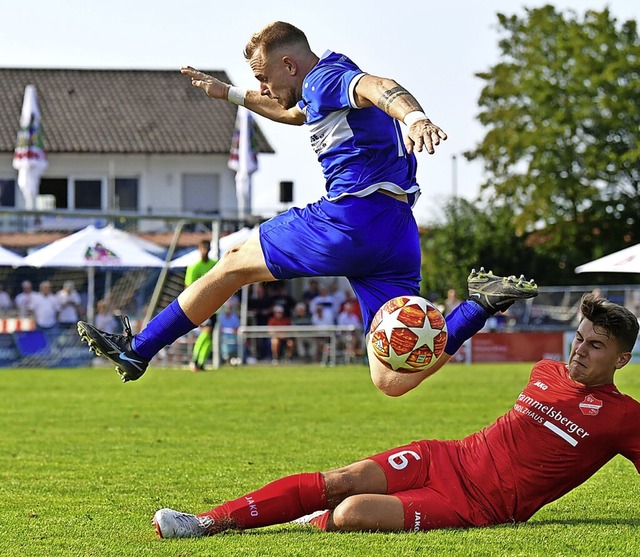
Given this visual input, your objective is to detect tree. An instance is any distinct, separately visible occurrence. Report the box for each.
[466,6,640,274]
[420,198,551,299]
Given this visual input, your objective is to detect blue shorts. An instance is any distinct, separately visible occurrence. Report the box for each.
[259,192,421,331]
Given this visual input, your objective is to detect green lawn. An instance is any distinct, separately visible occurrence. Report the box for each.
[1,362,638,556]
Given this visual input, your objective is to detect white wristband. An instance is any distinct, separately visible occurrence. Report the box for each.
[403,111,428,127]
[227,86,246,106]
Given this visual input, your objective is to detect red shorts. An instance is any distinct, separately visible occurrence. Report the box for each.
[367,440,494,531]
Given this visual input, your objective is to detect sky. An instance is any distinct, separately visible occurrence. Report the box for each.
[3,0,639,225]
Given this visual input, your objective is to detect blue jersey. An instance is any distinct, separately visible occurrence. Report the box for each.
[296,50,419,203]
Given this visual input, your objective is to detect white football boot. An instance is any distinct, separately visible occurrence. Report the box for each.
[290,509,328,525]
[152,508,214,538]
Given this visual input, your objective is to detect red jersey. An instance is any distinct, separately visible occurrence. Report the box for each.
[453,360,640,523]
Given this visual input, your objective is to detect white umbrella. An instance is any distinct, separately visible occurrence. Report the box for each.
[0,245,25,267]
[12,84,47,210]
[575,243,640,274]
[22,224,165,322]
[169,227,254,268]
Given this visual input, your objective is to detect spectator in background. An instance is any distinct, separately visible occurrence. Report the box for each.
[15,280,35,318]
[185,239,218,372]
[339,289,362,320]
[443,288,461,317]
[311,303,335,363]
[309,284,335,325]
[302,279,320,308]
[336,301,364,362]
[219,301,241,365]
[57,280,83,329]
[328,280,347,318]
[267,305,294,364]
[248,282,273,361]
[291,301,314,362]
[95,299,119,334]
[0,282,13,315]
[31,281,60,331]
[269,281,297,318]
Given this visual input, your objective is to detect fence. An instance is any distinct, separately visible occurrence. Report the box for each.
[1,207,639,368]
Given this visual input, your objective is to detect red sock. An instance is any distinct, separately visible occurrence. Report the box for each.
[198,472,326,530]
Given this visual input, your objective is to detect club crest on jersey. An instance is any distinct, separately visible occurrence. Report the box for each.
[579,395,603,416]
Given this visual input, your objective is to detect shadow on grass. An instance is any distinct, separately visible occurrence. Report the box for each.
[524,517,640,528]
[208,517,640,537]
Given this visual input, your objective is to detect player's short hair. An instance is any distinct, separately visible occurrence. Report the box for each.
[244,21,310,60]
[580,293,639,352]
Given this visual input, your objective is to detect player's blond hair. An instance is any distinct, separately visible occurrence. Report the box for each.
[244,21,311,60]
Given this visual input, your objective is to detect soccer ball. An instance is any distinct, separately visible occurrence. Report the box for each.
[369,296,447,373]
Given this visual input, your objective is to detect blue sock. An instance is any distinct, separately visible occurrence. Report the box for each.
[444,300,489,355]
[132,299,196,359]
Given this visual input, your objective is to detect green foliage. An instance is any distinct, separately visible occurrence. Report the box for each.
[421,198,552,298]
[1,364,639,556]
[464,6,640,276]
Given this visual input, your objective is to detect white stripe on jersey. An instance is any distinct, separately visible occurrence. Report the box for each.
[307,108,353,156]
[544,420,578,446]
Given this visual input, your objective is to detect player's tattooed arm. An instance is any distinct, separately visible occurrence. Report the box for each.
[376,85,422,115]
[355,74,447,154]
[354,75,422,119]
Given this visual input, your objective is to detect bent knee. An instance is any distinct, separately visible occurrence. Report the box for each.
[331,497,366,531]
[217,237,274,283]
[331,495,405,532]
[369,359,418,397]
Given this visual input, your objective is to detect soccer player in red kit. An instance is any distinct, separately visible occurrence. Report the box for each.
[153,290,640,538]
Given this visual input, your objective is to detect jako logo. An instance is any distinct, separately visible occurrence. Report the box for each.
[413,511,421,532]
[534,381,548,390]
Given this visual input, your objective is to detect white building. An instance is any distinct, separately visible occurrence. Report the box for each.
[0,68,273,235]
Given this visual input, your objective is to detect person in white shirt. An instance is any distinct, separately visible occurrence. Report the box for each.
[32,281,60,330]
[311,303,335,363]
[94,299,119,334]
[15,280,35,318]
[309,285,335,325]
[336,301,364,362]
[57,280,83,329]
[0,282,13,315]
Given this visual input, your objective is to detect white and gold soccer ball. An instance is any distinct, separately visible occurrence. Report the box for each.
[369,296,447,373]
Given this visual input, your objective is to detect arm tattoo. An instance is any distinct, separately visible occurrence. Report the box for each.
[377,86,413,113]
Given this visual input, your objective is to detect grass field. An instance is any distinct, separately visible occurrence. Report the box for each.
[1,361,639,557]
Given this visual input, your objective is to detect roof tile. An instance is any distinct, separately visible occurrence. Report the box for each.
[0,68,273,155]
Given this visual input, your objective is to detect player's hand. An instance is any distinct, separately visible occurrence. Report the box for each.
[404,120,447,155]
[180,66,228,100]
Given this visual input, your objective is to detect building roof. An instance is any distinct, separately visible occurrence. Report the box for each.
[0,68,273,155]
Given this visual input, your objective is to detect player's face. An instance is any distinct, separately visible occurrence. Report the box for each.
[567,318,629,386]
[250,49,299,109]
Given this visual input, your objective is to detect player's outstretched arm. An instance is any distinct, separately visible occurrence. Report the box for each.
[353,74,447,154]
[180,66,304,125]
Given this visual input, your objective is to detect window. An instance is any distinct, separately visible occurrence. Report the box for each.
[74,179,102,210]
[39,178,68,208]
[0,179,16,207]
[115,178,138,211]
[182,174,220,214]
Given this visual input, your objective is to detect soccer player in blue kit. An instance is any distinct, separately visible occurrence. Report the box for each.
[77,21,536,395]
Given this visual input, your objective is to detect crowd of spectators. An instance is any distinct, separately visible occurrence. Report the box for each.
[0,279,88,332]
[247,279,365,364]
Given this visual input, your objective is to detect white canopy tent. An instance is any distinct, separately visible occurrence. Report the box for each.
[22,224,165,322]
[575,243,640,274]
[0,245,25,267]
